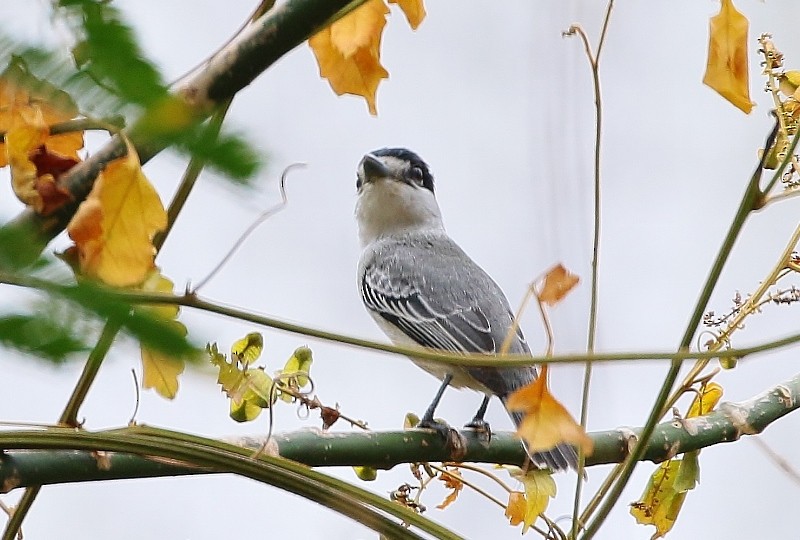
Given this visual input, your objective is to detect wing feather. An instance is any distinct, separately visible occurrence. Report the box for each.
[361,264,497,354]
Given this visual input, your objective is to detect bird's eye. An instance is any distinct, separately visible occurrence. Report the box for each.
[356,176,362,190]
[407,166,424,184]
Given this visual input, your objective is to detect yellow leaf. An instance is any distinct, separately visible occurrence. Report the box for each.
[506,469,556,533]
[436,468,463,510]
[687,382,723,418]
[538,264,580,306]
[141,321,187,400]
[309,0,389,115]
[138,269,187,399]
[702,0,753,114]
[276,346,313,402]
[630,459,694,539]
[506,365,594,455]
[209,342,245,397]
[208,342,275,421]
[229,368,275,422]
[67,140,167,286]
[388,0,426,30]
[778,70,800,97]
[139,270,179,319]
[238,368,275,408]
[230,393,263,422]
[281,345,313,387]
[231,332,264,367]
[6,112,47,210]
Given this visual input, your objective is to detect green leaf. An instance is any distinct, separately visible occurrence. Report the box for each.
[674,451,700,492]
[231,332,264,367]
[1,35,262,184]
[55,0,168,107]
[178,129,262,182]
[54,280,197,358]
[0,314,88,362]
[353,466,378,481]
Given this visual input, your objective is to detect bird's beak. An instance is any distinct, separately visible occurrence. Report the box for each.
[361,154,392,182]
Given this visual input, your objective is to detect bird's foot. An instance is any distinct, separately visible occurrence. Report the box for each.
[418,417,468,461]
[464,417,492,442]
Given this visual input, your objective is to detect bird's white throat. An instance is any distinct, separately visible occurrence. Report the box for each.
[355,179,444,247]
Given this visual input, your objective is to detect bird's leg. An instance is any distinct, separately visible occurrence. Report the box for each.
[416,373,467,459]
[464,394,492,441]
[418,373,453,430]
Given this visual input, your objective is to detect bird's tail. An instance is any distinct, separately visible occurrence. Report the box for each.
[501,395,579,472]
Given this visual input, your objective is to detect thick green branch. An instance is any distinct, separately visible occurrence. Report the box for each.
[0,428,454,540]
[2,371,796,489]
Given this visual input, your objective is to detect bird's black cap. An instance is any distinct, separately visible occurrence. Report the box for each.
[371,147,435,193]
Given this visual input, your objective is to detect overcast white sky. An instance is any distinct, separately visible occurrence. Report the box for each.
[2,1,800,538]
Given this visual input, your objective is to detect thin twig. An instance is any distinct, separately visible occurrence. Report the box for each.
[192,163,306,292]
[750,436,800,486]
[129,369,141,425]
[562,3,614,538]
[501,275,540,355]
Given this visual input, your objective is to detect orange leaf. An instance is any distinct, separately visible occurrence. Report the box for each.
[506,365,594,455]
[67,140,167,286]
[1,75,82,214]
[538,264,580,306]
[436,468,463,510]
[309,0,389,115]
[388,0,426,30]
[505,491,526,526]
[0,76,83,168]
[702,0,753,113]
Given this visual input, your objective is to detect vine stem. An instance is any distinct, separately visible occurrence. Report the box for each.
[3,270,800,367]
[562,2,614,538]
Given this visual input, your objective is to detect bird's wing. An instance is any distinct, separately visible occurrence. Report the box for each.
[360,262,520,355]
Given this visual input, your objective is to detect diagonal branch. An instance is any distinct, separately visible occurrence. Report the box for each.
[0,0,365,268]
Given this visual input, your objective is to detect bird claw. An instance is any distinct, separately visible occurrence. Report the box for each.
[464,418,492,442]
[418,418,468,461]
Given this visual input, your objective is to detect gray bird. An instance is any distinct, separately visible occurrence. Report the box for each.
[355,147,577,471]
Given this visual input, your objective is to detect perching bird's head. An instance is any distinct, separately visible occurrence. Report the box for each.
[355,148,443,247]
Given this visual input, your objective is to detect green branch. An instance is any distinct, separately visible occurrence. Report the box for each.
[2,371,797,489]
[0,427,458,540]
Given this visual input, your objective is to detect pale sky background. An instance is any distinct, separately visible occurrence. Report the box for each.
[1,1,799,539]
